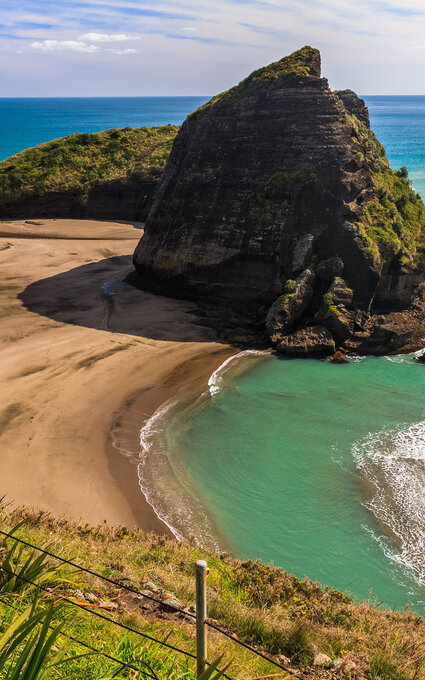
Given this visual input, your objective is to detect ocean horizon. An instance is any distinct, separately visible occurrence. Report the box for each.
[2,95,425,198]
[0,96,209,163]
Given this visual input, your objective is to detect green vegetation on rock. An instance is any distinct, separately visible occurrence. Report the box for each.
[316,290,338,321]
[360,164,425,265]
[0,125,178,207]
[187,46,320,127]
[284,278,297,294]
[340,106,425,266]
[231,45,320,92]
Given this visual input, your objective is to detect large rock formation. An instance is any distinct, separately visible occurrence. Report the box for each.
[132,47,425,355]
[0,125,178,222]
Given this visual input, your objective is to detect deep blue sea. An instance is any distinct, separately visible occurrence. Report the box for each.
[0,97,209,162]
[1,95,425,197]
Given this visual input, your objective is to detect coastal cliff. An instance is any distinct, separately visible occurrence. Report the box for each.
[0,125,178,222]
[132,47,425,355]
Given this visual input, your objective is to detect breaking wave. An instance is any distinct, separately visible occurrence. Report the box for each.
[208,349,269,395]
[353,420,425,584]
[137,399,222,547]
[136,349,269,546]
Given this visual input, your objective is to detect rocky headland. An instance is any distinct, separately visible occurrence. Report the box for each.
[132,47,425,356]
[0,125,178,222]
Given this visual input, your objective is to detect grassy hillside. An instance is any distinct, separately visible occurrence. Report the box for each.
[0,125,178,221]
[1,505,425,679]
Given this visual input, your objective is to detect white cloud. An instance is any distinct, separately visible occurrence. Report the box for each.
[182,27,198,31]
[30,40,99,53]
[29,36,139,55]
[106,48,138,54]
[78,32,139,43]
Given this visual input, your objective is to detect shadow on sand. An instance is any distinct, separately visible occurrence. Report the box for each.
[18,254,218,343]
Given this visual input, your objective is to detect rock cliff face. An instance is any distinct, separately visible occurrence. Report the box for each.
[0,173,159,222]
[133,47,425,355]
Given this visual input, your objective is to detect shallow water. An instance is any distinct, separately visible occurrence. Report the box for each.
[158,352,425,612]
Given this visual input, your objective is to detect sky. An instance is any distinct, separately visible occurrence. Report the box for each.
[2,0,425,96]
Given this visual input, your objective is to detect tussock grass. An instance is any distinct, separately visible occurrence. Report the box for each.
[2,505,425,679]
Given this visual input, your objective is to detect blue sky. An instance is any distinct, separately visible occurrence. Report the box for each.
[2,0,425,95]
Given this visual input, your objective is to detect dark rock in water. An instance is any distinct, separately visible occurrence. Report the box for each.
[132,46,425,356]
[278,326,335,357]
[417,352,425,363]
[330,349,349,364]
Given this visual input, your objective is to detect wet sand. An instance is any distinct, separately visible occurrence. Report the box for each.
[0,219,232,532]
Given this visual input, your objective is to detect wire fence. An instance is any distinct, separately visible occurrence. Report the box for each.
[0,564,198,661]
[0,597,159,680]
[0,528,299,679]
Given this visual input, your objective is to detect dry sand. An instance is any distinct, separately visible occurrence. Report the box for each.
[0,219,233,533]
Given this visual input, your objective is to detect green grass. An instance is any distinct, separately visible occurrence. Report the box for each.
[0,510,278,679]
[0,125,178,208]
[3,505,425,678]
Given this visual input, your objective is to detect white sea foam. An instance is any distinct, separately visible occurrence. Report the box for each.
[208,349,268,395]
[137,401,186,541]
[139,400,177,460]
[134,349,269,545]
[345,353,367,363]
[137,399,224,548]
[384,346,425,363]
[353,420,425,584]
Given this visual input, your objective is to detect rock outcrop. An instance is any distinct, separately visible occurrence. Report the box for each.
[277,326,335,357]
[0,125,178,222]
[132,46,425,355]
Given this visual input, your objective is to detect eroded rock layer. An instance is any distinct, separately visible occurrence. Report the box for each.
[133,47,425,355]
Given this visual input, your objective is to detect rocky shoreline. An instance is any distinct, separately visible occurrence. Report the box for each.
[132,47,425,358]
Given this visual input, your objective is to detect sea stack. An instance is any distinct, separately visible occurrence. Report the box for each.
[133,46,425,355]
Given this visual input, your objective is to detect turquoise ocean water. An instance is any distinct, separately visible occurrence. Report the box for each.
[4,95,425,611]
[156,352,425,613]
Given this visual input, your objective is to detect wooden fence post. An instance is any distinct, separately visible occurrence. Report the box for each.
[195,559,208,677]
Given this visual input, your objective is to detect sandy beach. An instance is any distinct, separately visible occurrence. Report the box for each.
[0,219,233,533]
